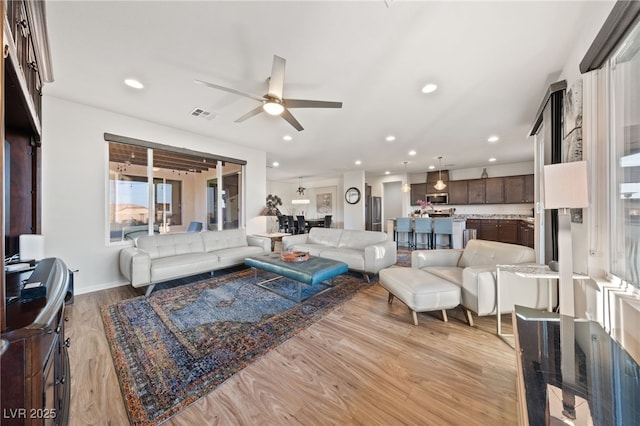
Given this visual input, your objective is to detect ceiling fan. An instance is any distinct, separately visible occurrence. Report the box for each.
[195,55,342,131]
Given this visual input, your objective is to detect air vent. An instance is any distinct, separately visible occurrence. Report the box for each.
[191,107,216,120]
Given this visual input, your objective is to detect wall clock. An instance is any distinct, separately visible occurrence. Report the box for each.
[345,187,361,205]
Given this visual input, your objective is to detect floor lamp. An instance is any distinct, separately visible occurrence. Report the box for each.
[543,160,589,421]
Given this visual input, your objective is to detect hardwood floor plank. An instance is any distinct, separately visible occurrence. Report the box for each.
[66,278,517,425]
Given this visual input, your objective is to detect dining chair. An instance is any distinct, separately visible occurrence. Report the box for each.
[324,215,332,228]
[296,215,307,234]
[395,217,415,250]
[286,215,295,234]
[433,218,454,249]
[413,217,433,249]
[277,215,287,232]
[186,221,203,232]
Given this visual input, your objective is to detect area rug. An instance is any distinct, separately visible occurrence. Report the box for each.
[101,268,370,425]
[396,249,412,267]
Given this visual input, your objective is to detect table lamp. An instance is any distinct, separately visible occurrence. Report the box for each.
[543,160,589,421]
[543,160,589,317]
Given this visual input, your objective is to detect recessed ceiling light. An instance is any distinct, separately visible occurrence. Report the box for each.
[124,78,144,89]
[421,83,438,94]
[488,135,499,143]
[355,160,362,165]
[283,135,292,141]
[428,165,435,170]
[385,171,390,175]
[272,161,279,167]
[408,150,417,156]
[386,135,396,142]
[488,157,497,162]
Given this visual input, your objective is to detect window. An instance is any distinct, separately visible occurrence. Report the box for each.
[609,20,640,287]
[107,137,245,242]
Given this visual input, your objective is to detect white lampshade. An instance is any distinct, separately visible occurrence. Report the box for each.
[543,161,589,209]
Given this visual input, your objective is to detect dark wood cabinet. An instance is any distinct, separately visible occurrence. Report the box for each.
[2,259,71,425]
[518,220,535,248]
[448,180,468,204]
[484,177,504,204]
[504,175,535,204]
[465,218,527,246]
[410,183,427,205]
[467,179,485,204]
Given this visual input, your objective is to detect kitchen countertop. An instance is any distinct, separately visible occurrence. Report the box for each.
[453,214,534,221]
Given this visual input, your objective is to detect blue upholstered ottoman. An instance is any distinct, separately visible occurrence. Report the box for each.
[244,254,348,302]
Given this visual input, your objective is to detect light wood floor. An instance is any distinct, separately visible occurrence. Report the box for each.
[65,276,518,425]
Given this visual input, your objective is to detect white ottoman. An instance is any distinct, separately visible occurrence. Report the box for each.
[379,268,461,325]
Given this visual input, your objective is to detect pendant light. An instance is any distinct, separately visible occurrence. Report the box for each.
[292,177,310,204]
[402,161,411,192]
[434,156,447,191]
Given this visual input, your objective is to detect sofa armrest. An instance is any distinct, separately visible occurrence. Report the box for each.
[411,249,464,269]
[364,240,397,274]
[119,247,151,287]
[247,235,271,254]
[282,234,309,251]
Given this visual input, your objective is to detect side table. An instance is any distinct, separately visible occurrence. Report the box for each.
[496,263,589,347]
[254,232,291,252]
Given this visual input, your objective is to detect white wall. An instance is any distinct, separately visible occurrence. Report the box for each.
[41,96,267,294]
[343,171,365,230]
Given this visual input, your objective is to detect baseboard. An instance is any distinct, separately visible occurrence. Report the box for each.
[74,279,129,296]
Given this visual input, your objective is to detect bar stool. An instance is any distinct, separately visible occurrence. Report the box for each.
[413,217,433,249]
[395,217,415,250]
[433,218,454,249]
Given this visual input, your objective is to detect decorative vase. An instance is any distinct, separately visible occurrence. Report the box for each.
[481,168,488,179]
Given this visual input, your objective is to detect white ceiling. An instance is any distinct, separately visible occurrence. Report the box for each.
[43,1,610,183]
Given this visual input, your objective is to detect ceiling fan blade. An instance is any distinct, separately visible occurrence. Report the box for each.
[194,79,264,102]
[281,109,304,132]
[284,99,343,109]
[268,55,286,100]
[234,105,265,123]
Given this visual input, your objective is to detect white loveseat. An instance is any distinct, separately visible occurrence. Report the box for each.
[411,239,555,321]
[282,228,397,281]
[119,229,270,295]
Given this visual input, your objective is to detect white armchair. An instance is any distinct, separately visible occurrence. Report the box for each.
[411,239,555,319]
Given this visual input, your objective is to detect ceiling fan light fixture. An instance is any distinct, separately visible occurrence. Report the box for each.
[263,101,284,116]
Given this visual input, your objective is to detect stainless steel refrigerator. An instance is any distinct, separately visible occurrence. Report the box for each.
[366,196,382,231]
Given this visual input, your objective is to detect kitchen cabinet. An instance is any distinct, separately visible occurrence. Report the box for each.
[518,220,535,248]
[465,218,521,245]
[410,183,427,205]
[485,178,504,204]
[448,180,468,204]
[467,180,485,204]
[504,175,535,203]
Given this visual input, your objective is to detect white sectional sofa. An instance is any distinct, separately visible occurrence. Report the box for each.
[282,228,397,281]
[411,239,555,322]
[119,229,270,295]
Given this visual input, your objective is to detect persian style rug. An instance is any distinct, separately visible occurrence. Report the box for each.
[396,249,412,267]
[101,268,370,425]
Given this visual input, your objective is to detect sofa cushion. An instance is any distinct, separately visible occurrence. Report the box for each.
[457,239,535,268]
[421,266,463,286]
[136,232,204,259]
[214,245,265,267]
[285,243,330,257]
[318,247,365,271]
[338,230,388,250]
[150,252,219,282]
[307,228,341,247]
[201,229,248,252]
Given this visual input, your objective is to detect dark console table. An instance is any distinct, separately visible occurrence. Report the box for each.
[1,258,71,425]
[513,305,640,425]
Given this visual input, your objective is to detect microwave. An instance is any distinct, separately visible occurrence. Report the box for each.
[426,193,448,205]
